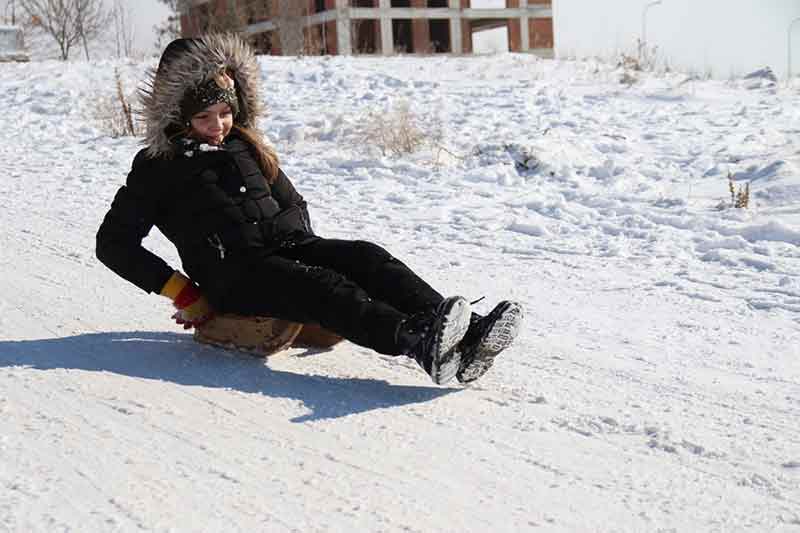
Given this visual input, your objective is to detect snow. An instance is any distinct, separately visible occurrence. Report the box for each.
[1,53,799,531]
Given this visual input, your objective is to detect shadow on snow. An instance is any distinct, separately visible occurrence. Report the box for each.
[0,331,459,422]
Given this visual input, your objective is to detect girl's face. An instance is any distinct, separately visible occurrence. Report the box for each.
[189,102,234,145]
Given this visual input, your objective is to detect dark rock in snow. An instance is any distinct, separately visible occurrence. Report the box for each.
[744,67,777,83]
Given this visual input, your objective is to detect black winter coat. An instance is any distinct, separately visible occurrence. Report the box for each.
[96,132,316,303]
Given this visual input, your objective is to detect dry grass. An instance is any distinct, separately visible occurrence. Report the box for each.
[91,68,141,138]
[729,172,750,209]
[618,38,662,84]
[355,100,443,157]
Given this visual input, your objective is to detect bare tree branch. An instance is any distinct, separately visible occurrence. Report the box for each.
[74,0,110,60]
[19,0,108,60]
[275,0,305,56]
[154,0,182,50]
[112,0,135,58]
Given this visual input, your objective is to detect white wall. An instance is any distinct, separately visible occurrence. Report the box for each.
[554,0,800,79]
[471,0,511,53]
[0,25,22,52]
[473,27,510,54]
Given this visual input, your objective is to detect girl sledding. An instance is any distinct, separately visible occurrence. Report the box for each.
[96,34,522,385]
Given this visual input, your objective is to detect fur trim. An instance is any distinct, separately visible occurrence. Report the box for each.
[139,33,264,158]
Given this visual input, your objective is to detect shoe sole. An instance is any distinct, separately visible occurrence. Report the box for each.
[457,301,523,384]
[429,297,471,385]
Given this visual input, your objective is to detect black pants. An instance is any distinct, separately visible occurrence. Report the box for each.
[220,239,444,355]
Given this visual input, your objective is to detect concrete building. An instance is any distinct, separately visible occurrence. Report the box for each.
[181,1,553,57]
[0,25,28,62]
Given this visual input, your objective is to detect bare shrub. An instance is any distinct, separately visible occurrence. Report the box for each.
[618,38,662,84]
[717,172,750,210]
[619,71,638,86]
[636,38,660,71]
[355,100,443,157]
[728,172,750,209]
[92,68,141,138]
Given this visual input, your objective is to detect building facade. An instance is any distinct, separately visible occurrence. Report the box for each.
[0,25,28,62]
[181,1,553,57]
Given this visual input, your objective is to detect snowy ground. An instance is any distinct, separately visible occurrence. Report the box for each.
[1,54,799,532]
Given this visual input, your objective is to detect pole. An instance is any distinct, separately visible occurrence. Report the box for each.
[789,17,800,80]
[642,0,663,46]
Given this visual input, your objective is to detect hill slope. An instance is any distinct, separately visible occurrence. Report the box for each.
[1,55,798,531]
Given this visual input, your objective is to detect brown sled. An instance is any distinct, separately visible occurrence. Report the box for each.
[193,314,343,357]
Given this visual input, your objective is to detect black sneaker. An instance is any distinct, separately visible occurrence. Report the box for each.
[456,301,523,384]
[398,297,471,385]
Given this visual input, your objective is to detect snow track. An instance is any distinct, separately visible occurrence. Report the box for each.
[1,55,799,531]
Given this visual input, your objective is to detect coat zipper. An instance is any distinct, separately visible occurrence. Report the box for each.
[208,233,226,260]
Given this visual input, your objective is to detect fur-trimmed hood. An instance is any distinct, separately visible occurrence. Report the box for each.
[139,33,263,158]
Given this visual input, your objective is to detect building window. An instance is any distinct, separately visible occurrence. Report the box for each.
[392,19,413,52]
[353,19,378,54]
[429,19,449,52]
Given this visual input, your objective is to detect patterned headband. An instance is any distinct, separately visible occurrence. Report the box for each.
[180,70,240,122]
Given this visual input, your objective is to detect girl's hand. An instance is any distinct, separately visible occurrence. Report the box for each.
[171,306,213,330]
[160,271,214,330]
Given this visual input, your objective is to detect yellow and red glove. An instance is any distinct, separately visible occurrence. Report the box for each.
[160,272,213,329]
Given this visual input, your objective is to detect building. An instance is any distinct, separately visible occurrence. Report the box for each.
[181,1,553,57]
[0,25,28,62]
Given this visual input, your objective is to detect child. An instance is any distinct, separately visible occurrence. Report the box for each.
[96,34,522,385]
